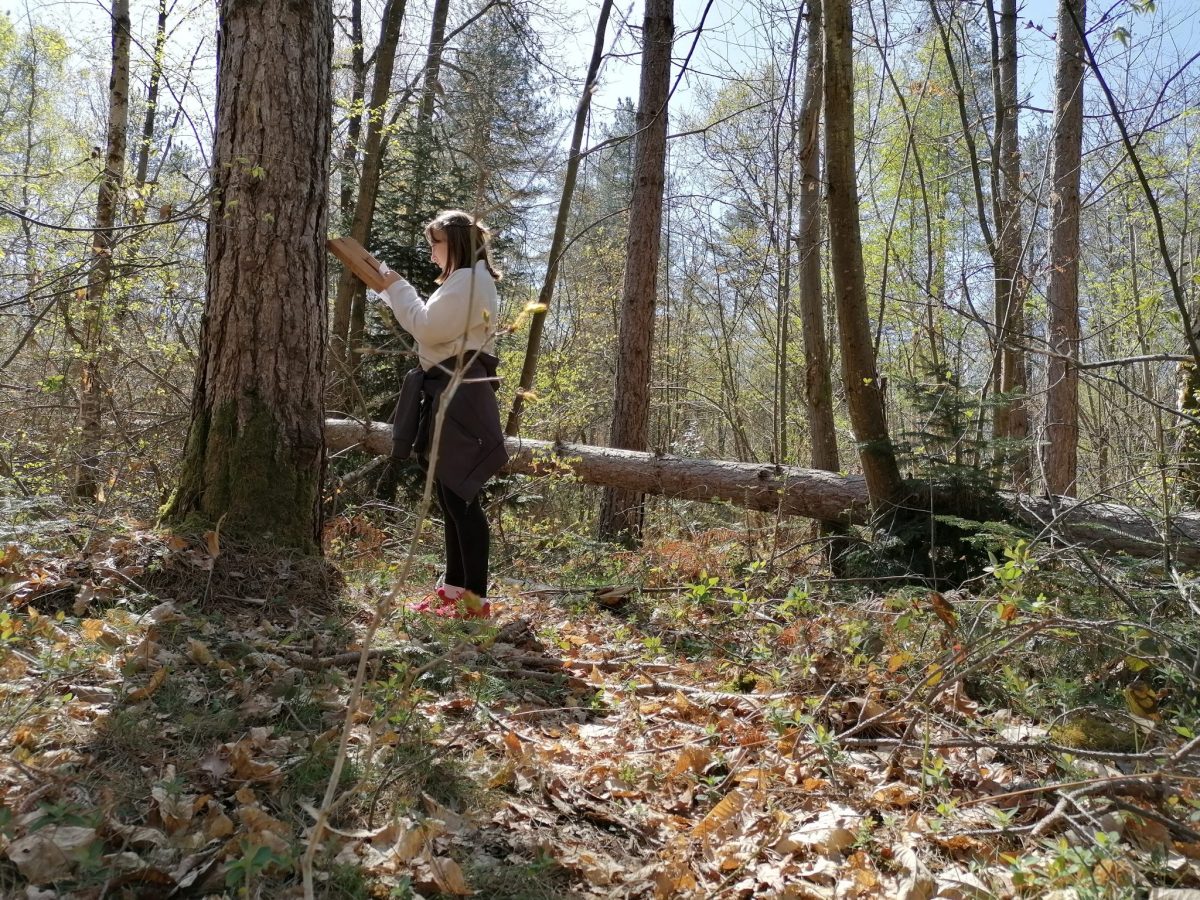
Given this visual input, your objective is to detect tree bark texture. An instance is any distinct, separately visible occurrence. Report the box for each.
[597,0,673,546]
[330,0,407,386]
[133,0,168,193]
[338,0,365,223]
[402,0,451,243]
[75,0,131,501]
[991,0,1030,483]
[1177,361,1200,507]
[506,0,614,437]
[1044,0,1086,497]
[795,0,839,476]
[823,0,905,511]
[163,0,332,552]
[416,0,450,127]
[326,418,1200,566]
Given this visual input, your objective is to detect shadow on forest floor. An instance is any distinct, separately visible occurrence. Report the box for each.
[0,533,612,897]
[3,519,1200,898]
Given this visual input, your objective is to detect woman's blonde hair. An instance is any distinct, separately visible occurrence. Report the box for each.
[424,210,501,284]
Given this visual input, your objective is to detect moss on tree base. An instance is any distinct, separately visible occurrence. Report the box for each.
[162,394,322,553]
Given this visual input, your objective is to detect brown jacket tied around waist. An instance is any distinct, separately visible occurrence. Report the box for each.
[391,352,508,502]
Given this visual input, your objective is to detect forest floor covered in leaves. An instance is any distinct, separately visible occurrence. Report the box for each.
[2,503,1199,898]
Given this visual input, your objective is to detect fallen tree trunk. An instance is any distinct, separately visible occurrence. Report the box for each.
[325,418,1200,566]
[326,418,871,522]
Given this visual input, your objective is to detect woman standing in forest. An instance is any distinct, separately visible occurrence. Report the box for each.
[378,210,507,619]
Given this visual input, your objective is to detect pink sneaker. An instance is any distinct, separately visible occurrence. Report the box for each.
[408,592,443,614]
[409,588,491,619]
[437,588,492,620]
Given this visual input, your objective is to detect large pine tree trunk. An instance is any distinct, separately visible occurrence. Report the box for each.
[597,0,673,546]
[795,0,838,476]
[162,0,332,552]
[75,0,131,501]
[1044,0,1086,497]
[823,0,905,511]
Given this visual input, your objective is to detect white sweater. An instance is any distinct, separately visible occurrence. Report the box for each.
[382,261,499,371]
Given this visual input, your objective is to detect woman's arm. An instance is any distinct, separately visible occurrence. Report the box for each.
[382,267,487,345]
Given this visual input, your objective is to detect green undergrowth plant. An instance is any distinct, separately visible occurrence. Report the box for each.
[949,541,1200,748]
[836,360,1034,588]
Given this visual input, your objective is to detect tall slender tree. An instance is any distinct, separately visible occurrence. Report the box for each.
[338,0,365,223]
[928,0,1029,484]
[989,0,1030,483]
[505,0,614,437]
[1044,0,1086,497]
[133,0,168,195]
[329,0,406,394]
[795,0,839,476]
[74,0,131,501]
[162,0,332,551]
[824,0,905,511]
[404,0,452,233]
[597,0,674,545]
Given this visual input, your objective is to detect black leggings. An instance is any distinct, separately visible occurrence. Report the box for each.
[435,480,490,597]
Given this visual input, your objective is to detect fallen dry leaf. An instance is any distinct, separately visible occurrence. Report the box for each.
[239,805,289,840]
[128,665,167,701]
[151,784,197,834]
[187,638,214,665]
[846,849,880,892]
[557,847,626,885]
[872,782,921,809]
[692,788,748,841]
[226,739,283,784]
[842,695,905,736]
[82,618,124,648]
[147,600,185,624]
[204,806,235,840]
[638,860,697,899]
[894,839,936,900]
[107,823,167,849]
[428,856,471,895]
[934,866,993,899]
[0,652,27,680]
[1124,810,1173,852]
[670,744,711,777]
[1093,857,1135,888]
[391,823,431,863]
[930,592,958,632]
[501,730,525,759]
[932,832,992,860]
[774,804,863,856]
[6,826,98,884]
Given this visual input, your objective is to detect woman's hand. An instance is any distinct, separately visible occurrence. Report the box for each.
[377,261,403,288]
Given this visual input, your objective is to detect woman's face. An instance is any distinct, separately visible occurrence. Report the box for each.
[428,229,450,272]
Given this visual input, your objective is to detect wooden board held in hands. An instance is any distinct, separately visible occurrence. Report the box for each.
[327,236,389,292]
